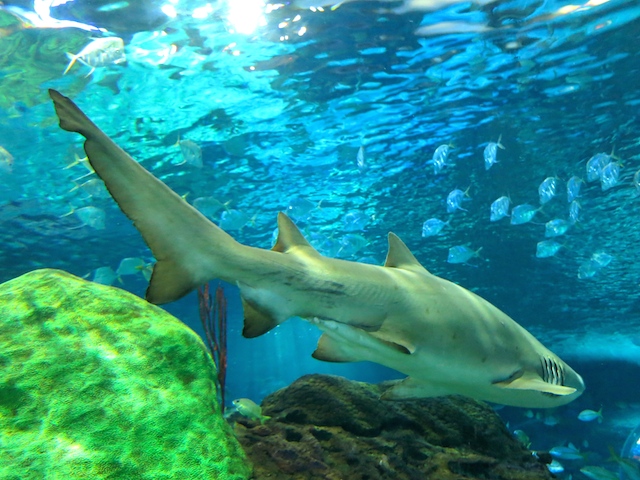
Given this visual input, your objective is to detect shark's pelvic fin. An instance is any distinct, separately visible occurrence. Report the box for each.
[384,232,430,273]
[147,260,199,305]
[272,212,319,255]
[241,296,280,338]
[493,371,577,396]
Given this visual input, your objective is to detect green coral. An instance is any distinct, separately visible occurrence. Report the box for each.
[0,269,251,479]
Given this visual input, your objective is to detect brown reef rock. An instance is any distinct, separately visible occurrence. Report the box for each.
[232,374,553,480]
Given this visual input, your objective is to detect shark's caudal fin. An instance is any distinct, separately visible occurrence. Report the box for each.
[49,89,237,304]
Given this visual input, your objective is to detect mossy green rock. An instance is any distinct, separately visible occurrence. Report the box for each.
[0,269,251,479]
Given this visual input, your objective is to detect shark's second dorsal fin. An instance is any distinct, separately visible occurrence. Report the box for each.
[272,212,319,255]
[384,232,430,273]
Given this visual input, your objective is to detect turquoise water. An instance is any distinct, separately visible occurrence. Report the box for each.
[1,0,640,477]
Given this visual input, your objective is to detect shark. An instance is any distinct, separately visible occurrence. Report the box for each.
[48,89,585,408]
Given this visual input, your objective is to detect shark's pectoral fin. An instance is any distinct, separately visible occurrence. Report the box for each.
[493,371,577,396]
[312,333,361,363]
[380,377,455,400]
[239,283,289,338]
[311,321,411,363]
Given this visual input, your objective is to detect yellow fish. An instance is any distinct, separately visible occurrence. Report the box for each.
[232,398,270,424]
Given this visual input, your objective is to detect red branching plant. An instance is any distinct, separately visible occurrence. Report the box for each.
[197,282,228,410]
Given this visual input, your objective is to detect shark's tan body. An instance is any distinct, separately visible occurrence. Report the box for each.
[49,89,584,408]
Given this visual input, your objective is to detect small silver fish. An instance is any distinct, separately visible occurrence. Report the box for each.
[536,240,562,258]
[567,176,582,203]
[179,139,203,168]
[116,257,148,277]
[447,245,481,264]
[586,152,610,182]
[287,196,318,221]
[92,266,118,286]
[193,197,231,220]
[74,205,106,230]
[432,144,452,174]
[338,234,368,257]
[538,177,559,204]
[578,259,601,279]
[446,188,469,213]
[219,209,251,230]
[634,170,640,194]
[71,178,110,199]
[483,135,505,170]
[421,218,448,237]
[510,204,538,225]
[601,161,620,191]
[64,37,126,76]
[356,145,365,171]
[490,196,510,221]
[545,219,570,238]
[343,211,369,232]
[591,251,613,267]
[569,200,581,224]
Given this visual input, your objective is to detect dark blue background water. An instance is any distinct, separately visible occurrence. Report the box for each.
[1,0,640,477]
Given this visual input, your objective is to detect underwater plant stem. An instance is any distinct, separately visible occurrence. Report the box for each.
[198,282,228,411]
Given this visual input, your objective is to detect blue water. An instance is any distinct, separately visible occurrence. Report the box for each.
[1,0,640,477]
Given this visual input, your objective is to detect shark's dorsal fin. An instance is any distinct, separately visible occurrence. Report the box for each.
[384,232,430,273]
[272,212,319,255]
[493,371,577,396]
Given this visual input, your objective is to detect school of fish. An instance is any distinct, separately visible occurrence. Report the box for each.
[424,140,629,274]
